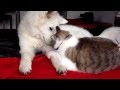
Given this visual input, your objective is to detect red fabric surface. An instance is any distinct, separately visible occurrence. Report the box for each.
[0,54,120,79]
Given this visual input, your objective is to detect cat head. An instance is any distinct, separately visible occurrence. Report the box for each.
[51,26,72,50]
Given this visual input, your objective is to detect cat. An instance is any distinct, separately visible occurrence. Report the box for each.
[50,26,120,74]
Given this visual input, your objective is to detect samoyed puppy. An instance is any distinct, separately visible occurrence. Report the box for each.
[58,24,93,38]
[18,11,68,74]
[99,27,120,45]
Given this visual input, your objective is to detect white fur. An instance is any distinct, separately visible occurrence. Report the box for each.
[18,11,68,74]
[47,36,79,73]
[53,24,93,50]
[46,51,67,73]
[52,35,80,72]
[58,36,79,71]
[99,26,120,44]
[59,24,93,38]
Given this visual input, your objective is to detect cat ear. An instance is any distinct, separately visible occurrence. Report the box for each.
[66,34,72,39]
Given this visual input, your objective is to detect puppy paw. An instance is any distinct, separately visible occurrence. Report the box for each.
[19,60,32,75]
[57,65,67,75]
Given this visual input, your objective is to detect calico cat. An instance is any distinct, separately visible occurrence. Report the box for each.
[51,26,120,74]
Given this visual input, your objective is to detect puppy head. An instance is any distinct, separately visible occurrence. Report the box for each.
[39,11,68,45]
[46,11,68,24]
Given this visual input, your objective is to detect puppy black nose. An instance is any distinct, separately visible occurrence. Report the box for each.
[56,26,60,32]
[56,26,59,29]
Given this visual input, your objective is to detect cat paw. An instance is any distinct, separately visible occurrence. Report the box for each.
[46,51,55,59]
[57,65,67,75]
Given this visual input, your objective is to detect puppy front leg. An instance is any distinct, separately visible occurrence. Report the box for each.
[19,48,35,75]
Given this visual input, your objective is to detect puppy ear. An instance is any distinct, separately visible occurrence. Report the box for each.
[47,11,53,14]
[59,17,68,24]
[47,11,56,18]
[46,11,52,18]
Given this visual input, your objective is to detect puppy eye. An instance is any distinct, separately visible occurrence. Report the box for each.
[49,27,53,31]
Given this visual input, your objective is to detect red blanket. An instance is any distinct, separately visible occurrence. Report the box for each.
[0,54,120,79]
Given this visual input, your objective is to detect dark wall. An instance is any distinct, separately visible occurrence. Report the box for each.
[58,11,67,18]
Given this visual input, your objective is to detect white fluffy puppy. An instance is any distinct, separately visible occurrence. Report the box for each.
[18,11,68,74]
[59,24,93,38]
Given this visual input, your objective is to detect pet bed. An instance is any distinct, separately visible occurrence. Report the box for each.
[0,54,120,79]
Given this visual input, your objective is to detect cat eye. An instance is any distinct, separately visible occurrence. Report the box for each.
[49,27,53,31]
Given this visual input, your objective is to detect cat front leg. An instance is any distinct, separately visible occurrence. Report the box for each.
[46,51,67,75]
[41,44,68,75]
[57,65,67,75]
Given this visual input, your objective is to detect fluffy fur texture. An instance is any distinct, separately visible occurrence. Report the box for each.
[59,24,93,38]
[18,11,68,74]
[51,27,120,74]
[99,27,120,44]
